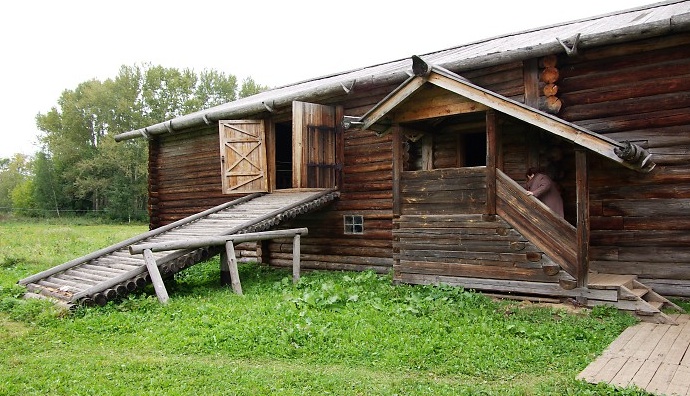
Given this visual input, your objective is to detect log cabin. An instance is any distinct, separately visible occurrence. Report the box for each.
[22,1,690,319]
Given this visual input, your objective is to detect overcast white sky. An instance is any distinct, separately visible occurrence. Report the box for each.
[0,0,657,159]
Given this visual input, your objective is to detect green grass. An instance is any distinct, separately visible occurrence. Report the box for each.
[0,220,654,395]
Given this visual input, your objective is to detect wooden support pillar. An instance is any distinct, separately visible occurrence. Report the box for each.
[523,58,540,109]
[486,110,498,216]
[223,241,242,295]
[392,127,402,217]
[142,249,169,304]
[292,234,301,283]
[576,149,590,293]
[421,134,433,171]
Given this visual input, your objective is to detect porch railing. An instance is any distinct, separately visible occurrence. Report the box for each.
[495,169,577,279]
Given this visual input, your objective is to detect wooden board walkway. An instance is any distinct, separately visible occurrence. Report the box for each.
[18,189,339,306]
[578,314,690,395]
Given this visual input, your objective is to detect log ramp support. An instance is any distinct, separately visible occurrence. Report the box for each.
[130,228,308,304]
[17,189,339,307]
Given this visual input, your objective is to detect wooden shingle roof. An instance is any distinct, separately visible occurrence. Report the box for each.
[115,0,690,142]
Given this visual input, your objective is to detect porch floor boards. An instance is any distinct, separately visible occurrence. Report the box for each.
[578,314,690,395]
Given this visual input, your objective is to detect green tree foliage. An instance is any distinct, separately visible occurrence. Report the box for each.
[10,179,35,216]
[31,152,62,217]
[0,154,31,213]
[32,63,259,221]
[239,76,269,98]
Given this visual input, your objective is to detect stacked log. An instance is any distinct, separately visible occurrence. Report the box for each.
[539,55,562,114]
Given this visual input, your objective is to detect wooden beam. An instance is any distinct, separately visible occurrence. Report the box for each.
[426,67,653,172]
[486,110,498,215]
[335,105,345,189]
[224,241,243,295]
[142,249,169,304]
[129,228,309,254]
[523,58,540,108]
[576,150,590,290]
[392,100,489,123]
[292,234,301,283]
[360,75,427,131]
[392,127,402,217]
[422,134,433,171]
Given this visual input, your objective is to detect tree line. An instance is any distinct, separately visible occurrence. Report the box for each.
[0,64,267,221]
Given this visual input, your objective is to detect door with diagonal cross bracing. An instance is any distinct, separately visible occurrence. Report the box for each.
[219,120,268,193]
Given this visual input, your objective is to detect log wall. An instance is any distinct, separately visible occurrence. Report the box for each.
[149,126,240,228]
[400,167,486,215]
[558,32,690,296]
[268,127,395,273]
[393,214,564,287]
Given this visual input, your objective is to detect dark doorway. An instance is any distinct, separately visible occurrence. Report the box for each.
[275,122,292,189]
[464,132,487,167]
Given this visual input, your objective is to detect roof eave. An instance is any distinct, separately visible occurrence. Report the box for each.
[115,9,690,143]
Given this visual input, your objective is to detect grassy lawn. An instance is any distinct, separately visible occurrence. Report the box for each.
[0,219,661,395]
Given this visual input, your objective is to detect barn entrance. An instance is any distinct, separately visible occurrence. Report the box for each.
[219,101,342,193]
[274,121,293,189]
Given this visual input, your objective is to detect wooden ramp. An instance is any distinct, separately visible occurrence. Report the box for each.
[578,314,690,395]
[18,189,339,306]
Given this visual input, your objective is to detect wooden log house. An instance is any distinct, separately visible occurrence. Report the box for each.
[112,1,690,320]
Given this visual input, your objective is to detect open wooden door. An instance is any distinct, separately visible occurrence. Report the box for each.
[292,101,342,189]
[219,120,268,193]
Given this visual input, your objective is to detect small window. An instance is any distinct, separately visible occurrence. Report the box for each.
[344,215,364,235]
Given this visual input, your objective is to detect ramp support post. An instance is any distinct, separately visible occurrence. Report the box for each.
[221,241,243,295]
[143,249,169,304]
[292,234,301,283]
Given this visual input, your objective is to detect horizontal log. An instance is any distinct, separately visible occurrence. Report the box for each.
[268,243,391,258]
[333,199,392,211]
[590,230,690,247]
[401,191,485,205]
[394,273,616,301]
[562,91,690,122]
[340,184,393,195]
[270,258,391,273]
[401,167,486,180]
[395,248,538,265]
[561,73,690,107]
[623,216,690,231]
[269,237,391,249]
[591,260,690,280]
[394,214,510,228]
[576,106,690,135]
[339,190,392,201]
[600,125,690,149]
[269,252,394,267]
[602,198,690,217]
[397,260,558,283]
[401,180,486,192]
[401,202,486,215]
[637,278,690,298]
[591,246,690,263]
[129,228,309,254]
[394,239,536,252]
[560,33,690,70]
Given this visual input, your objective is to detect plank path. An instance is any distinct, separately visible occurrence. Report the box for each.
[578,314,690,395]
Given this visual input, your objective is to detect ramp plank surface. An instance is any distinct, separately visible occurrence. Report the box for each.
[19,190,338,305]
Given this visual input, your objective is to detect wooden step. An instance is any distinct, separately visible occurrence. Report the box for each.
[588,273,637,290]
[618,285,649,301]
